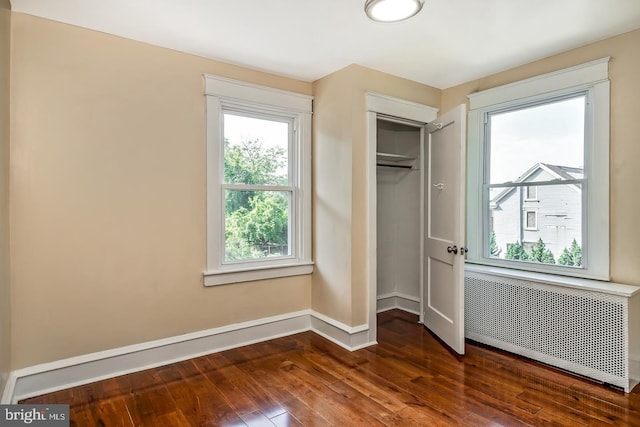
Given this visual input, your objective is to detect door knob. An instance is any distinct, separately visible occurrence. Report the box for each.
[460,247,468,255]
[447,245,458,254]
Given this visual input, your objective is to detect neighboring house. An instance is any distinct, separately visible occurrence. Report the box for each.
[490,163,583,260]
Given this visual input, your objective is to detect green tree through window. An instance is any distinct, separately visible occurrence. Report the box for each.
[558,239,582,267]
[529,238,555,264]
[489,230,502,257]
[506,241,529,261]
[224,137,289,261]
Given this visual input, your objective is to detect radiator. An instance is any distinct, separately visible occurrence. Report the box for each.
[465,270,631,391]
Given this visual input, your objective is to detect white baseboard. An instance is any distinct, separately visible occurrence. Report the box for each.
[1,371,16,404]
[376,292,420,315]
[5,310,375,403]
[5,309,638,402]
[310,311,375,351]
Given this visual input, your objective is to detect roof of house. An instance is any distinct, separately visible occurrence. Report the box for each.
[543,164,584,181]
[490,163,584,208]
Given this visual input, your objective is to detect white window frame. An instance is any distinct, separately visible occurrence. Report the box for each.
[467,58,610,280]
[203,75,313,286]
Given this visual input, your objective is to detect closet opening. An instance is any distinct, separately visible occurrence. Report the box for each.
[364,92,440,347]
[375,116,424,319]
[366,94,466,354]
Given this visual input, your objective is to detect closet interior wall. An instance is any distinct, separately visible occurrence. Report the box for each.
[376,119,422,311]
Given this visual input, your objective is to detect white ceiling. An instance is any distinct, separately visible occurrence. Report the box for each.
[9,0,640,89]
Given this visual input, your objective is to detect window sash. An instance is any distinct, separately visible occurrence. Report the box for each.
[219,107,299,268]
[219,104,300,268]
[482,93,587,267]
[222,108,295,187]
[223,188,295,264]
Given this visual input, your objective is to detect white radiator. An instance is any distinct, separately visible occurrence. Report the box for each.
[465,270,633,391]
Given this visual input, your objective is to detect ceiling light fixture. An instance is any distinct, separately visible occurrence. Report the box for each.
[364,0,425,23]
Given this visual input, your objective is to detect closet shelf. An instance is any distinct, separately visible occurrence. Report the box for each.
[376,152,415,162]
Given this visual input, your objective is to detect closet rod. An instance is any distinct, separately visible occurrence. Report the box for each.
[376,163,414,170]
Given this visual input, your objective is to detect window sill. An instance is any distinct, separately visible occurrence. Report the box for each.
[464,263,639,297]
[204,262,314,286]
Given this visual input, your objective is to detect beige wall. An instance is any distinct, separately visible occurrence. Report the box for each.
[441,28,640,287]
[0,0,11,396]
[311,67,356,325]
[9,13,312,369]
[312,64,440,326]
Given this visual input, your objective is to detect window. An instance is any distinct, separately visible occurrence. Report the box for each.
[467,58,610,280]
[223,111,292,261]
[524,211,537,230]
[525,185,537,201]
[204,75,313,286]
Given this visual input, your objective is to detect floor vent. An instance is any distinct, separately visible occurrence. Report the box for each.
[465,270,630,390]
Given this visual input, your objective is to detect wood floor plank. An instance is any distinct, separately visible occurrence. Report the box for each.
[326,379,394,421]
[164,374,238,426]
[89,397,134,427]
[430,374,540,426]
[382,405,461,427]
[292,383,388,426]
[239,410,276,427]
[270,411,303,427]
[68,407,98,427]
[20,310,640,426]
[123,386,176,425]
[268,396,331,426]
[152,410,193,427]
[517,388,622,426]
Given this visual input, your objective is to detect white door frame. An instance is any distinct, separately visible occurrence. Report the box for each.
[365,92,439,342]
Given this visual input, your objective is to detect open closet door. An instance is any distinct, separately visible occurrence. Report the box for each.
[423,104,466,355]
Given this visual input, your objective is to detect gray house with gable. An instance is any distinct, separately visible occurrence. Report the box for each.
[490,163,583,260]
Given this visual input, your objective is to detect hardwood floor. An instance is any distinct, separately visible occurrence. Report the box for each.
[22,310,640,426]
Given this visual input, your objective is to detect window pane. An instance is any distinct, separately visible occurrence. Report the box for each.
[223,112,289,185]
[225,190,290,261]
[489,96,585,185]
[489,183,582,267]
[525,211,537,229]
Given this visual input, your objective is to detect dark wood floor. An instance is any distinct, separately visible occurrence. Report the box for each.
[22,310,640,426]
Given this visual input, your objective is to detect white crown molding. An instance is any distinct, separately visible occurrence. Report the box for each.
[467,57,610,110]
[204,74,312,113]
[366,92,438,123]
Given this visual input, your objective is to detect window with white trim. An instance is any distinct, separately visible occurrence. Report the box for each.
[525,185,537,201]
[203,75,313,286]
[467,58,610,280]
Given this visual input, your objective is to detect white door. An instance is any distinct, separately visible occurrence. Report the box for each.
[423,104,466,355]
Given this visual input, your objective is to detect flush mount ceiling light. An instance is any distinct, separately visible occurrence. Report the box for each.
[364,0,425,23]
